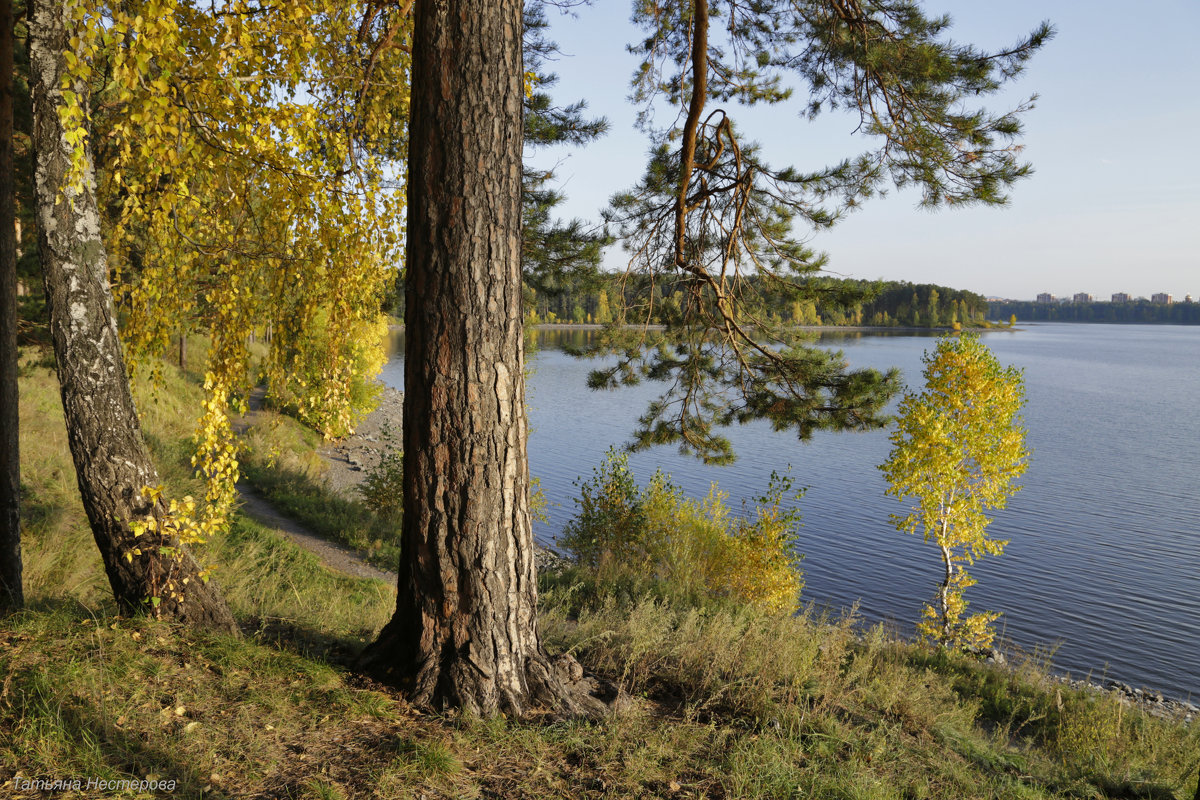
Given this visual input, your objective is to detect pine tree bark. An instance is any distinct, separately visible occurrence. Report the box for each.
[0,0,21,613]
[356,0,617,717]
[29,0,236,632]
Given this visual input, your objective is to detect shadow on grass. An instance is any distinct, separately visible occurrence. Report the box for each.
[2,601,412,799]
[48,705,237,800]
[18,484,71,533]
[1,602,229,799]
[241,615,373,670]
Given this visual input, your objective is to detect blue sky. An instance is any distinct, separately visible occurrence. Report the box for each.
[526,1,1200,301]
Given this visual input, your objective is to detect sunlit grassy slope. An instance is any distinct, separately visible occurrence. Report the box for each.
[3,350,1197,799]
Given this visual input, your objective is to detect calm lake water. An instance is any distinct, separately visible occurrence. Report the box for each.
[381,323,1200,701]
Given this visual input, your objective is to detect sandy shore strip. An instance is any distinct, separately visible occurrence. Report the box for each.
[317,386,404,499]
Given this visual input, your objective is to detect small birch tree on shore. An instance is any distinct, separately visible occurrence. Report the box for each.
[880,334,1029,649]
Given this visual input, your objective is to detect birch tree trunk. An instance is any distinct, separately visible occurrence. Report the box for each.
[356,0,617,717]
[30,0,236,632]
[939,542,954,643]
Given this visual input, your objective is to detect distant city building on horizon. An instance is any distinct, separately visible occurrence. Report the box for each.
[1036,292,1054,303]
[1151,293,1173,304]
[1073,292,1093,303]
[1111,292,1131,303]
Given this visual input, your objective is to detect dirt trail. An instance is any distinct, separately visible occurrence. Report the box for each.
[234,480,397,585]
[231,387,402,586]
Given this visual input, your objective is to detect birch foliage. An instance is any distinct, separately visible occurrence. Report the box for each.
[880,334,1029,649]
[60,0,408,565]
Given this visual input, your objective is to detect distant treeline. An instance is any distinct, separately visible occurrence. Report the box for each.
[526,278,991,328]
[988,300,1200,325]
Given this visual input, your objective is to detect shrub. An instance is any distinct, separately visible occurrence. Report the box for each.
[358,424,403,521]
[560,449,804,613]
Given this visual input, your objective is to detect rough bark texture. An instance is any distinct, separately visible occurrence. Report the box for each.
[0,0,21,612]
[30,0,236,632]
[356,0,617,717]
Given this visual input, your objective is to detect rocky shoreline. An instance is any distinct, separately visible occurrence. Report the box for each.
[1052,675,1196,724]
[963,647,1194,722]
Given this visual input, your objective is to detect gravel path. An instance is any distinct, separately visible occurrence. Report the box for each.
[316,387,404,500]
[231,386,401,586]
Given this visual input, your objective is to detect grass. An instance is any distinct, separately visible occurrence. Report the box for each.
[238,405,402,572]
[5,348,1200,799]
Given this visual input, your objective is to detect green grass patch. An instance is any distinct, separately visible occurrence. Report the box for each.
[536,585,1200,799]
[18,348,396,649]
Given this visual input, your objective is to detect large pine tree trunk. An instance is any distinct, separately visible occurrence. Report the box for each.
[0,0,20,612]
[357,0,615,717]
[29,0,236,632]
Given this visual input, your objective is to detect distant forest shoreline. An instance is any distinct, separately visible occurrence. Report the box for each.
[526,279,993,329]
[988,300,1200,325]
[532,322,1012,334]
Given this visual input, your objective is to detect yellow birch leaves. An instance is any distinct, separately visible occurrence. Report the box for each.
[56,1,410,595]
[880,334,1030,650]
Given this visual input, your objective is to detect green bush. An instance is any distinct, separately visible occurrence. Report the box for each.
[560,449,804,613]
[358,424,403,521]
